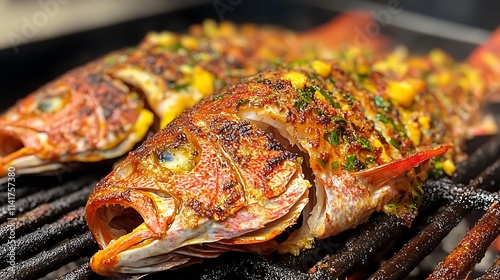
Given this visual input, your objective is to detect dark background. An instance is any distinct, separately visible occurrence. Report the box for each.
[1,0,500,112]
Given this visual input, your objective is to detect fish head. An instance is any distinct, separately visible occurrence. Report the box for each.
[0,70,154,178]
[86,114,310,276]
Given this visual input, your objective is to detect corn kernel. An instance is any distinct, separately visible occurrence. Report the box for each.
[283,71,307,89]
[442,159,456,176]
[311,60,332,78]
[418,116,431,131]
[192,66,215,96]
[434,72,451,86]
[429,49,451,66]
[314,90,326,103]
[145,31,175,47]
[386,80,416,108]
[180,36,198,50]
[407,121,422,147]
[371,138,391,162]
[202,19,218,37]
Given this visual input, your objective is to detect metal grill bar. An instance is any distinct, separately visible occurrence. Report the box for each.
[55,262,102,280]
[0,183,96,243]
[366,158,500,280]
[0,207,87,267]
[477,256,500,280]
[0,231,97,280]
[311,214,405,279]
[428,202,500,280]
[367,202,470,280]
[453,135,500,184]
[0,175,95,224]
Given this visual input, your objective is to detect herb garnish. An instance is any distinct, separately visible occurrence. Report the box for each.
[325,130,340,146]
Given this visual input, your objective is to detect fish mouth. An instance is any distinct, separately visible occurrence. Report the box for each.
[86,185,182,276]
[88,173,310,276]
[0,127,62,180]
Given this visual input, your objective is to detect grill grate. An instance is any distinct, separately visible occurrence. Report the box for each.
[1,137,499,280]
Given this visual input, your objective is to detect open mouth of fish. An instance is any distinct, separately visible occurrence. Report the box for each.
[0,127,64,179]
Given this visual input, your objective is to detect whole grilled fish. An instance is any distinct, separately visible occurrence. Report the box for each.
[86,37,498,275]
[0,14,386,180]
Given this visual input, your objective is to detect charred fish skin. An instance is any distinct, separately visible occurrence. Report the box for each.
[86,49,485,275]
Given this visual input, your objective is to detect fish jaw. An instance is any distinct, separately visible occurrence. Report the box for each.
[87,173,310,276]
[0,124,62,177]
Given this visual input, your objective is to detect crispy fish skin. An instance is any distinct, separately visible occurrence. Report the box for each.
[86,51,483,275]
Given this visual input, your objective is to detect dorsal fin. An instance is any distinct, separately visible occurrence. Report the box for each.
[355,145,451,187]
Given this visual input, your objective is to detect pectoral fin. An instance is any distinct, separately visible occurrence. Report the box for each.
[355,144,451,187]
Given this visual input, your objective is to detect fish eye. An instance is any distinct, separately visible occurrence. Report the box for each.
[36,94,68,113]
[156,142,199,174]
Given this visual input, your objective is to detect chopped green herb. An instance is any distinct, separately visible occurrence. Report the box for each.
[386,203,398,209]
[289,59,308,67]
[297,157,304,165]
[342,93,354,104]
[331,116,347,125]
[407,203,417,210]
[213,94,225,101]
[170,83,190,91]
[236,99,249,107]
[356,73,369,81]
[365,156,376,165]
[331,161,339,169]
[171,41,183,51]
[297,88,314,103]
[315,108,325,117]
[377,113,391,123]
[325,130,340,146]
[388,138,399,149]
[344,154,357,171]
[312,85,341,109]
[294,99,309,111]
[356,138,372,151]
[374,95,392,110]
[434,160,443,170]
[318,159,327,167]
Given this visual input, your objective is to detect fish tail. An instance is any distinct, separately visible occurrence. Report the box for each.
[468,27,500,102]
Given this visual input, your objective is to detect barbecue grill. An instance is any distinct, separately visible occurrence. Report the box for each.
[1,1,500,279]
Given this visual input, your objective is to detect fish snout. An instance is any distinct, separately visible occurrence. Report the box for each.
[86,183,179,248]
[0,124,51,178]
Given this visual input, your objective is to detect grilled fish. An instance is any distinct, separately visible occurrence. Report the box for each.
[0,14,386,180]
[86,39,496,275]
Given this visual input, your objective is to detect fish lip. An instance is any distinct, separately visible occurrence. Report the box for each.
[0,125,44,177]
[86,183,179,275]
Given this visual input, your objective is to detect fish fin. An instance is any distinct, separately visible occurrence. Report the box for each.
[355,144,451,187]
[300,10,391,53]
[468,27,500,102]
[467,113,498,137]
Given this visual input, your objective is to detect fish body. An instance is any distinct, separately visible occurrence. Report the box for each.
[86,48,487,275]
